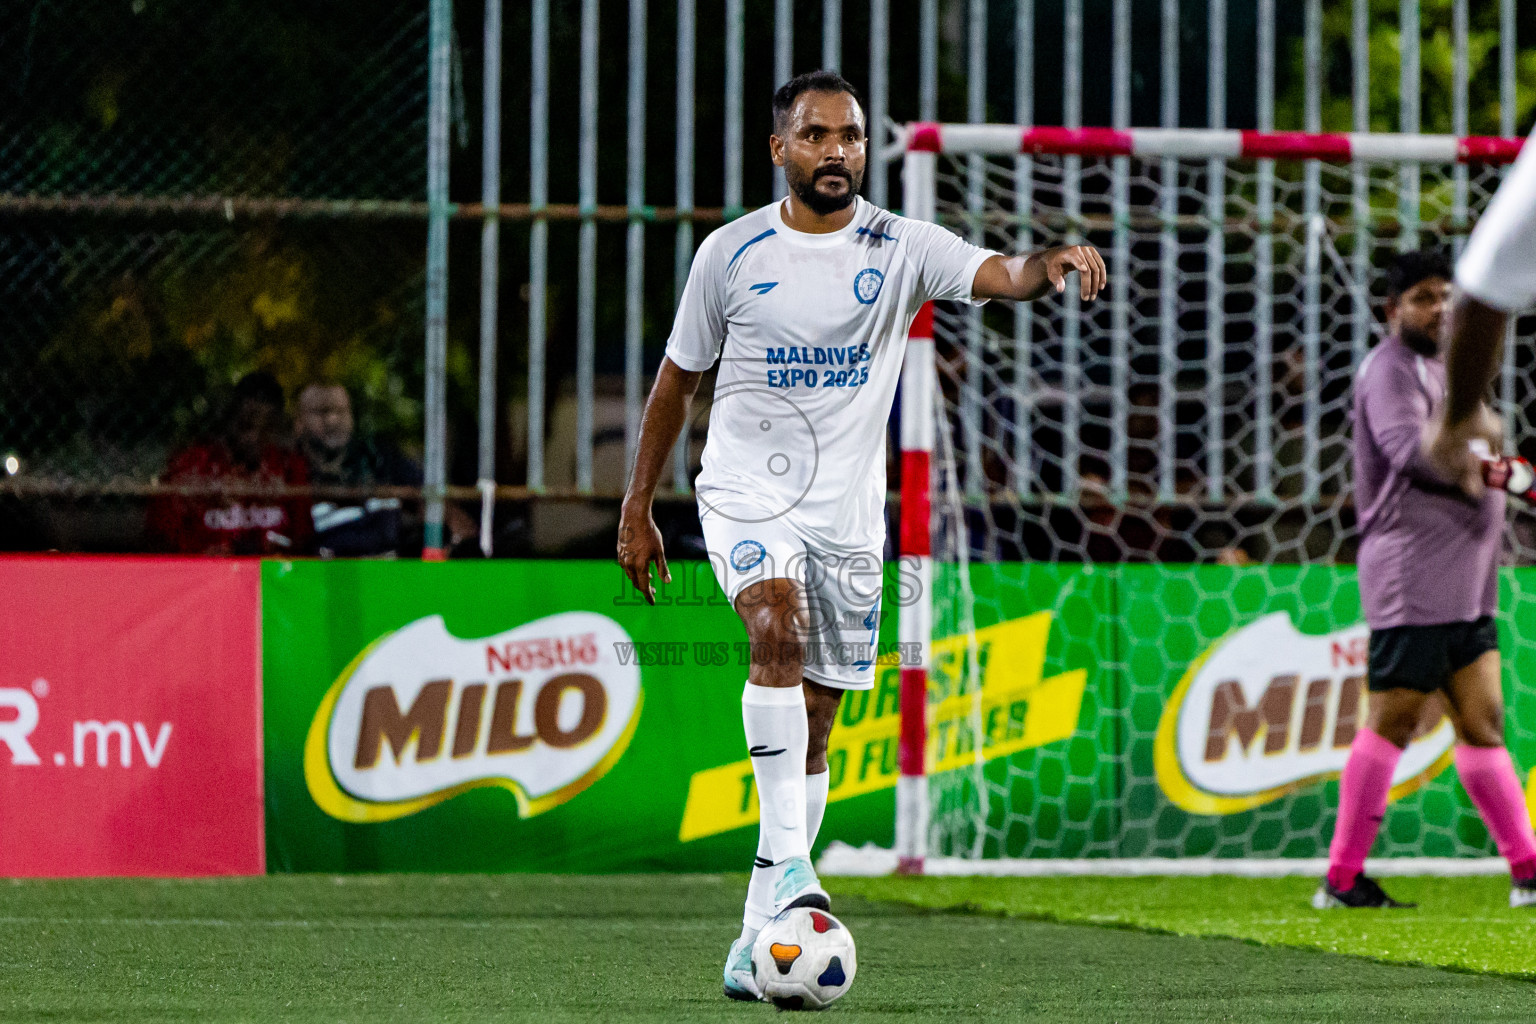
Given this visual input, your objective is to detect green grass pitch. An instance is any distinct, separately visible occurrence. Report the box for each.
[1,873,1533,1022]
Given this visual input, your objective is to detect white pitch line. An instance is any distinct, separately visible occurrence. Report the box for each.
[0,917,525,929]
[818,843,1511,878]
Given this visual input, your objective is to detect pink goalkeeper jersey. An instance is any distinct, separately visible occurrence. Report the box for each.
[1353,335,1504,629]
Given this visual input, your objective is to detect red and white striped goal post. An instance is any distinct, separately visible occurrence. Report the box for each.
[902,123,1526,163]
[891,124,1526,876]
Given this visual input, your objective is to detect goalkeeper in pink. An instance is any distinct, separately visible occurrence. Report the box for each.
[1318,248,1536,909]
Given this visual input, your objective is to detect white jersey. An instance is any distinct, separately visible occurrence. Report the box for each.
[665,196,998,551]
[1457,125,1536,312]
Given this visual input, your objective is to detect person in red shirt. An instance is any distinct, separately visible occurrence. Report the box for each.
[147,372,314,555]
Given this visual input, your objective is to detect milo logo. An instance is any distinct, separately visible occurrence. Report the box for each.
[305,612,642,823]
[1155,612,1454,814]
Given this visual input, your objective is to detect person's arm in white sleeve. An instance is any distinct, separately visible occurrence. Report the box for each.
[903,220,1002,306]
[662,231,729,371]
[1455,129,1536,318]
[619,233,726,603]
[903,219,1105,306]
[1425,129,1536,492]
[971,245,1107,303]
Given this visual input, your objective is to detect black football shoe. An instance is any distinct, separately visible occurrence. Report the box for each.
[1311,874,1416,909]
[1510,875,1536,908]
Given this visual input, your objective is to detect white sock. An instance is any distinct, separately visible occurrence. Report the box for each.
[741,682,810,863]
[742,769,831,940]
[742,832,776,939]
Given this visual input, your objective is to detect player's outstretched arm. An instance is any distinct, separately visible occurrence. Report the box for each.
[618,356,704,604]
[971,246,1106,304]
[1441,295,1508,426]
[1423,296,1507,495]
[1426,126,1536,492]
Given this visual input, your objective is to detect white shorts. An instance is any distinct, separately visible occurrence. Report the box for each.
[699,497,883,691]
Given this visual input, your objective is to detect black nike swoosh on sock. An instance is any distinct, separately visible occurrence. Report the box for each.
[749,745,786,757]
[754,856,774,869]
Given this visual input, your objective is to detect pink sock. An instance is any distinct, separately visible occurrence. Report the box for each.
[1455,745,1536,881]
[1327,727,1403,890]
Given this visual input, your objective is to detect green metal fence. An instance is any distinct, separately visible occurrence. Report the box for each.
[1,0,431,549]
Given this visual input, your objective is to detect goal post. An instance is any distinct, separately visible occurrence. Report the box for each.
[891,124,1529,874]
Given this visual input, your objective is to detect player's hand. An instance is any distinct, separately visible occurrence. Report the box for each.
[617,499,670,605]
[1422,404,1502,498]
[1043,244,1107,302]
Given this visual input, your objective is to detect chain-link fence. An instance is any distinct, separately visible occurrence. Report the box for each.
[1,0,432,552]
[4,0,1533,558]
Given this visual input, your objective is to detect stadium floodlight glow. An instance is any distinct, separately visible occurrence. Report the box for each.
[887,123,1527,877]
[4,455,18,476]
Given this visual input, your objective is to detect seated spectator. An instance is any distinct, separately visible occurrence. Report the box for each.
[296,382,474,557]
[148,372,313,555]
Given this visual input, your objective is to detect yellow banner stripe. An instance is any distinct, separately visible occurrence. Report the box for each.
[678,613,1087,843]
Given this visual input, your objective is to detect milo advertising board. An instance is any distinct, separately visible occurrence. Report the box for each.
[305,612,642,824]
[1122,564,1523,860]
[264,559,771,871]
[262,559,1536,870]
[1156,613,1452,816]
[261,560,1107,871]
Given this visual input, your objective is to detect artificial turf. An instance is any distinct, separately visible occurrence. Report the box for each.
[833,874,1536,979]
[0,873,1529,1022]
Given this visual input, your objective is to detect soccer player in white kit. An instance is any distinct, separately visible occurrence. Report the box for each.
[616,71,1104,1003]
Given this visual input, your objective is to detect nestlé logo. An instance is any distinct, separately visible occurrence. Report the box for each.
[304,611,642,823]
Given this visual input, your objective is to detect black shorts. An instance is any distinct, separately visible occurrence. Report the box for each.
[1367,616,1499,693]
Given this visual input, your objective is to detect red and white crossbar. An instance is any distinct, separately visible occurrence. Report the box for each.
[905,123,1525,164]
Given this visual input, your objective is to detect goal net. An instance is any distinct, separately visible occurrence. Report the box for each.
[891,124,1535,871]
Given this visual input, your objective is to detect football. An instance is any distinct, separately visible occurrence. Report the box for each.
[750,907,857,1010]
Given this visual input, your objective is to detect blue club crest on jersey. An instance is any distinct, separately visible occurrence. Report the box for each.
[730,539,766,571]
[853,267,884,304]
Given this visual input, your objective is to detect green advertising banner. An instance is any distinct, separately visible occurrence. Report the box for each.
[919,563,1117,860]
[262,559,1536,871]
[1117,565,1536,861]
[264,559,823,871]
[260,559,1108,872]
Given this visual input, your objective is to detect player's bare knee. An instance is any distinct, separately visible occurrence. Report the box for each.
[742,607,795,650]
[737,582,802,640]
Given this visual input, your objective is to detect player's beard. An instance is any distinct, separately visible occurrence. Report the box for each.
[1399,322,1440,357]
[786,162,862,216]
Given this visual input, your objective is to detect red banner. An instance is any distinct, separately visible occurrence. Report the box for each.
[0,557,264,876]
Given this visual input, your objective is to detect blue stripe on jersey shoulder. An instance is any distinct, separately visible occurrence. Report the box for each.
[856,226,898,242]
[727,228,777,270]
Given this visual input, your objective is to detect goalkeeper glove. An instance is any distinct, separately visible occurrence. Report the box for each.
[1480,454,1536,501]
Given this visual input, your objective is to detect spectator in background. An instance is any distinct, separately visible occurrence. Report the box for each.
[295,382,474,557]
[148,371,313,555]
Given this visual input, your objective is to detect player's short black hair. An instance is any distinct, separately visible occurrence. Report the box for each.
[233,370,285,411]
[772,70,866,136]
[1386,248,1453,299]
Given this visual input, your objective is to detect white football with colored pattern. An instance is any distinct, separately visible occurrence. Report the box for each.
[750,906,857,1010]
